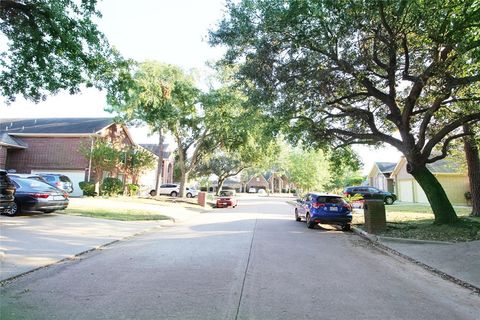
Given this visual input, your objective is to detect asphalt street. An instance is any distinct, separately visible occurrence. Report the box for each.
[1,195,479,319]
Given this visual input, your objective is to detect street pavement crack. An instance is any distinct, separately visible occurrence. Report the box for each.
[234,218,258,320]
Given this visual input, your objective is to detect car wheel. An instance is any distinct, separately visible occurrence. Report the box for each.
[149,190,156,197]
[294,208,301,222]
[170,191,178,197]
[186,193,192,198]
[384,196,394,205]
[7,203,19,216]
[342,224,351,231]
[306,213,315,229]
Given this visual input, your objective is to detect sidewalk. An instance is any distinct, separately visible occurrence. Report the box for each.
[353,227,480,291]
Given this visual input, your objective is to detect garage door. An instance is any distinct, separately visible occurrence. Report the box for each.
[398,180,414,202]
[31,170,86,197]
[414,182,429,203]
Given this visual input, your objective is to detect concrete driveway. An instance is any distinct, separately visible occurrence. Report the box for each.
[0,212,173,282]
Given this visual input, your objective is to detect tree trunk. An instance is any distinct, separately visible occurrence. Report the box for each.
[463,124,480,217]
[155,129,163,196]
[409,164,458,224]
[179,170,188,198]
[216,177,226,196]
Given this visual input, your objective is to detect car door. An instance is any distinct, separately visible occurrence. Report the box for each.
[158,184,168,195]
[301,194,312,218]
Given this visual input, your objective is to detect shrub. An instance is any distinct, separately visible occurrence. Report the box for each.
[127,183,139,196]
[200,187,208,192]
[101,177,123,196]
[79,181,96,197]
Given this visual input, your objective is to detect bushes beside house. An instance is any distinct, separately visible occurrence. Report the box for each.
[101,177,123,196]
[79,181,96,197]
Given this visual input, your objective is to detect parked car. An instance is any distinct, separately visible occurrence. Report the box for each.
[149,184,180,197]
[216,190,237,208]
[294,193,352,231]
[248,187,257,193]
[257,189,266,194]
[8,177,69,215]
[0,170,16,215]
[186,187,198,198]
[343,186,397,205]
[36,173,74,194]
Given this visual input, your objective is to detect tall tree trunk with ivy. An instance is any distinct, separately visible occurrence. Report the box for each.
[463,124,480,217]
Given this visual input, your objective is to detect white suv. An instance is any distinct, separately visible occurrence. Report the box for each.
[149,185,198,198]
[150,184,179,197]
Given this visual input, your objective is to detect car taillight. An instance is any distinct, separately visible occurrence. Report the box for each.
[63,192,69,198]
[312,202,325,209]
[343,192,349,196]
[32,193,50,199]
[343,203,352,211]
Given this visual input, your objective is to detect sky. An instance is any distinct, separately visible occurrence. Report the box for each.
[0,0,402,174]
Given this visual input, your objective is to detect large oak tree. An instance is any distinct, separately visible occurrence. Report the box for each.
[0,0,125,102]
[210,0,480,224]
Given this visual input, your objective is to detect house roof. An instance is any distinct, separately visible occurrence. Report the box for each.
[0,118,115,135]
[375,162,397,173]
[392,156,465,176]
[140,144,171,159]
[426,158,462,173]
[0,132,28,148]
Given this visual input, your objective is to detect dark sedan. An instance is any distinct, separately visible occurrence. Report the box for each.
[8,177,69,216]
[0,170,16,215]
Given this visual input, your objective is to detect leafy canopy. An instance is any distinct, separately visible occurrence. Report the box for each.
[0,0,126,102]
[210,0,480,167]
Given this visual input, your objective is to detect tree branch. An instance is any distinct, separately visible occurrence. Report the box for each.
[427,133,471,163]
[423,113,480,157]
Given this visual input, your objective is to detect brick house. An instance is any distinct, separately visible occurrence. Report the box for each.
[0,118,174,197]
[246,172,294,193]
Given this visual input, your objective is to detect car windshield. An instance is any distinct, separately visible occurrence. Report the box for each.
[60,176,71,182]
[219,191,234,197]
[316,196,346,205]
[13,178,58,192]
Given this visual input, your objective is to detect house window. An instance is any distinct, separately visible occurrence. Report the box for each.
[256,177,260,182]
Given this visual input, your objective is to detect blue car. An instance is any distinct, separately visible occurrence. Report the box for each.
[294,193,352,231]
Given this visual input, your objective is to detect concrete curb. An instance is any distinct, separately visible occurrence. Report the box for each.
[351,226,480,295]
[377,236,454,245]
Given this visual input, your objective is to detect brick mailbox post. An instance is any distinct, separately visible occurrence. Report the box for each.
[363,199,386,234]
[198,192,207,207]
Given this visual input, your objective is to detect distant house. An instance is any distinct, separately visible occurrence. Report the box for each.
[138,143,175,192]
[245,172,294,193]
[0,118,174,197]
[367,162,396,192]
[391,157,469,205]
[246,174,269,191]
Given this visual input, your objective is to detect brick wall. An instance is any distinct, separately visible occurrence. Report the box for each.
[0,146,6,169]
[6,137,90,173]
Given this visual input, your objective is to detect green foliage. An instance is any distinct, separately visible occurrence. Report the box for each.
[286,148,330,192]
[79,139,121,175]
[0,0,128,102]
[210,0,480,223]
[79,181,96,197]
[121,146,156,181]
[101,177,123,196]
[127,183,140,196]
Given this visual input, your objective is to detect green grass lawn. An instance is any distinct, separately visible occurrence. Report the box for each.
[64,199,171,221]
[353,204,480,242]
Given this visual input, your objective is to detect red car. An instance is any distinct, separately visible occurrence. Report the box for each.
[216,190,237,208]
